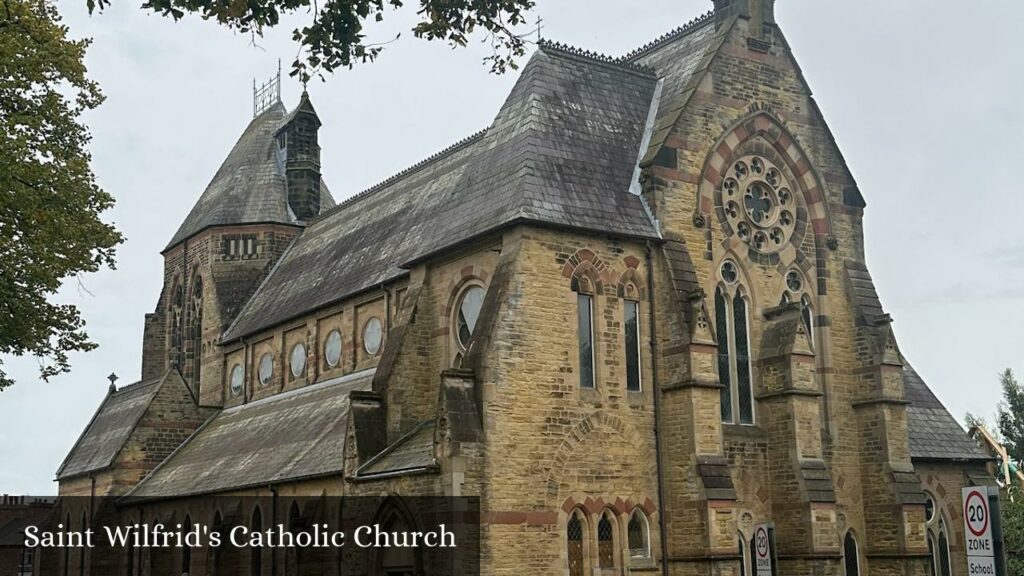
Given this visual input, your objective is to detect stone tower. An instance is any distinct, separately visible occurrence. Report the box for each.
[139,93,333,405]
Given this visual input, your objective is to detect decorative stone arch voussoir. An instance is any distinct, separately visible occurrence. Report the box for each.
[616,268,646,301]
[563,249,612,294]
[545,412,656,505]
[698,111,833,249]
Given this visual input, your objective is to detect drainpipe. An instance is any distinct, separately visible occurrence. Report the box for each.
[646,241,669,576]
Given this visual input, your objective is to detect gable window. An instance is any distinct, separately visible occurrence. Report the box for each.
[627,509,650,559]
[624,300,641,392]
[577,293,595,389]
[567,510,586,576]
[716,261,754,425]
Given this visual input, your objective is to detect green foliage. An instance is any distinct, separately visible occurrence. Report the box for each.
[87,0,535,81]
[0,0,123,390]
[999,369,1024,465]
[1003,487,1024,576]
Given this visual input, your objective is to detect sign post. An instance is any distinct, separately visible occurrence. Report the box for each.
[962,486,997,576]
[754,523,773,576]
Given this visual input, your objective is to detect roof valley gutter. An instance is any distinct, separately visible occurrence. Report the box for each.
[646,241,669,576]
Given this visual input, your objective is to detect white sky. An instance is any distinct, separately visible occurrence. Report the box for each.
[1,0,1021,494]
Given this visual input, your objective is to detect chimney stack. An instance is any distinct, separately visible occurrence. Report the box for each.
[713,0,775,38]
[276,91,322,221]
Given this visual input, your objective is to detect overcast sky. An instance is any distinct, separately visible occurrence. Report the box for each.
[1,0,1020,495]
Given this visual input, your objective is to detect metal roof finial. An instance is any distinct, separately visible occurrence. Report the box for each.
[253,61,283,117]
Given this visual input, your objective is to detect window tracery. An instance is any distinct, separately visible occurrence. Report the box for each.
[722,155,796,254]
[188,275,204,386]
[716,260,754,425]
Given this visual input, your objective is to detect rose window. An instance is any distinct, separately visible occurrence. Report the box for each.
[721,156,796,254]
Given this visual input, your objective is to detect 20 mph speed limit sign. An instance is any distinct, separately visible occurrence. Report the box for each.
[754,524,773,576]
[962,486,996,575]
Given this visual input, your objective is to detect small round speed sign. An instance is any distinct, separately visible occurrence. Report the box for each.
[964,488,989,538]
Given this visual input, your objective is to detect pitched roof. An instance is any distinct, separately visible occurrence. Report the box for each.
[165,102,336,251]
[55,374,167,480]
[625,13,727,164]
[126,370,374,499]
[904,362,989,462]
[224,45,661,340]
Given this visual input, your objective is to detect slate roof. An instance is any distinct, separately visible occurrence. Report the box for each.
[126,370,374,499]
[904,362,989,462]
[56,374,166,480]
[224,44,662,340]
[356,421,437,478]
[165,102,336,251]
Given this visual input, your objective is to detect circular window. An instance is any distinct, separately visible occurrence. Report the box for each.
[258,353,273,386]
[229,364,244,397]
[786,270,803,292]
[721,155,796,254]
[721,261,739,284]
[456,285,486,349]
[324,330,342,368]
[925,495,936,524]
[363,317,383,356]
[290,342,307,378]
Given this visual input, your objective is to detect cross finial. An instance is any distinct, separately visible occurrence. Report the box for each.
[536,15,544,43]
[107,373,118,393]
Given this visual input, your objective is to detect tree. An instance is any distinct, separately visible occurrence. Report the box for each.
[1003,485,1024,576]
[0,0,123,390]
[998,369,1024,466]
[87,0,536,81]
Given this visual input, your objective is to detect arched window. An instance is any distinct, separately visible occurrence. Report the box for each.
[627,509,650,559]
[624,299,642,392]
[251,507,263,576]
[801,294,814,338]
[924,492,952,576]
[733,293,753,424]
[188,275,204,388]
[716,287,732,422]
[597,511,616,569]
[843,532,859,576]
[577,288,595,390]
[566,510,586,576]
[182,515,192,574]
[937,521,952,576]
[715,261,755,425]
[455,285,485,352]
[169,280,184,369]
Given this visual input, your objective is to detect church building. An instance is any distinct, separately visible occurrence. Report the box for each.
[53,1,994,575]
